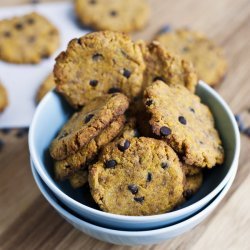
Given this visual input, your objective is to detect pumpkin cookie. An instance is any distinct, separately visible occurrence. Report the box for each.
[139,41,198,92]
[182,163,202,176]
[0,12,59,64]
[36,73,55,103]
[50,93,129,160]
[54,31,145,108]
[74,0,150,33]
[69,169,88,189]
[0,83,8,112]
[155,28,227,86]
[54,115,126,180]
[89,137,184,215]
[144,81,224,168]
[183,172,203,199]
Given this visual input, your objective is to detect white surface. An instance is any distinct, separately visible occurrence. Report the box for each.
[0,2,88,128]
[31,160,237,246]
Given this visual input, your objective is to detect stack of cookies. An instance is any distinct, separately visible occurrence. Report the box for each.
[49,31,224,216]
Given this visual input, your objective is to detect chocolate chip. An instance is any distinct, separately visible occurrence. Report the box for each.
[16,128,29,138]
[0,128,11,134]
[122,68,131,78]
[108,87,121,94]
[84,114,94,123]
[182,47,189,52]
[161,162,168,169]
[178,116,187,125]
[0,139,5,151]
[153,76,165,82]
[157,25,172,34]
[92,53,103,61]
[58,131,68,140]
[128,184,138,194]
[160,126,171,136]
[89,80,98,87]
[244,127,250,137]
[110,10,117,16]
[147,172,152,182]
[183,189,193,199]
[146,99,153,106]
[118,140,130,152]
[105,160,117,168]
[190,107,195,113]
[15,23,23,30]
[3,31,11,38]
[134,129,140,137]
[134,197,144,203]
[27,18,35,25]
[89,0,96,4]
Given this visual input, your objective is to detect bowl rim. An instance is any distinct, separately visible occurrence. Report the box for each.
[31,160,236,235]
[29,81,240,222]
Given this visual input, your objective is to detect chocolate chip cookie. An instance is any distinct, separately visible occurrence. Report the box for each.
[74,0,150,33]
[0,12,59,64]
[155,28,227,86]
[183,172,203,199]
[36,73,55,103]
[89,137,184,215]
[50,93,129,160]
[69,169,89,189]
[54,31,145,108]
[139,41,198,92]
[144,81,224,168]
[54,115,126,180]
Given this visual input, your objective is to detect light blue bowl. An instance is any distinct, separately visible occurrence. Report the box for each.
[29,81,240,230]
[31,160,237,246]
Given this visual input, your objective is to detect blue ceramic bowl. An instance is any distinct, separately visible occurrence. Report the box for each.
[31,160,237,246]
[29,81,240,230]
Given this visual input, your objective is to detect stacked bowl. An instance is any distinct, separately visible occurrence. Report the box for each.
[29,81,240,246]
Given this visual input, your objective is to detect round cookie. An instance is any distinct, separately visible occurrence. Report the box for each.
[139,41,198,92]
[144,81,224,168]
[0,12,59,64]
[89,137,184,216]
[74,0,150,33]
[155,28,227,86]
[54,31,145,108]
[54,115,126,180]
[69,169,88,189]
[182,163,202,176]
[0,83,8,112]
[50,93,129,160]
[36,73,55,103]
[183,172,203,199]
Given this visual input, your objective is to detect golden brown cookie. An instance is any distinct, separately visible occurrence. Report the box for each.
[155,28,227,86]
[74,0,150,33]
[69,169,88,189]
[139,41,198,92]
[182,163,202,176]
[144,81,224,168]
[36,73,55,103]
[54,115,126,180]
[54,31,145,108]
[50,93,129,160]
[0,83,8,112]
[89,137,184,215]
[183,172,203,199]
[0,12,59,64]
